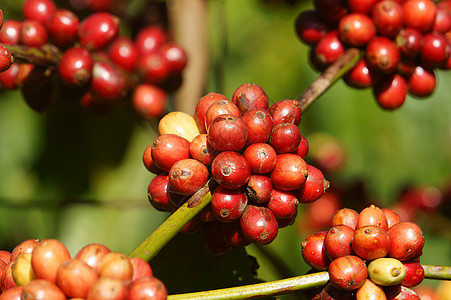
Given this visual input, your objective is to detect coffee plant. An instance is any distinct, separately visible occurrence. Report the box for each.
[0,0,451,299]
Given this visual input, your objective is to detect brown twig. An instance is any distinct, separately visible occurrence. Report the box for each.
[5,44,61,67]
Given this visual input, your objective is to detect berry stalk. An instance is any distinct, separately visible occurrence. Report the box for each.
[128,179,216,261]
[5,44,61,66]
[296,47,362,111]
[167,271,329,300]
[422,264,451,280]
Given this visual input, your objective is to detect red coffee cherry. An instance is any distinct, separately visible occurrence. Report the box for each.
[324,225,355,260]
[402,0,437,33]
[151,134,191,172]
[207,114,248,152]
[344,59,377,89]
[241,109,273,145]
[301,231,331,270]
[385,285,421,300]
[31,239,71,283]
[243,143,277,174]
[21,279,66,300]
[348,0,378,14]
[221,221,252,247]
[130,257,153,281]
[231,82,269,115]
[0,44,12,73]
[193,92,228,133]
[381,208,401,228]
[74,243,111,272]
[268,188,299,220]
[189,133,218,165]
[19,20,48,47]
[11,239,39,261]
[78,12,120,51]
[211,151,251,189]
[126,276,167,300]
[147,174,185,212]
[0,9,3,31]
[314,0,348,23]
[108,36,138,72]
[55,259,98,299]
[211,186,248,222]
[366,36,400,73]
[132,84,167,119]
[352,225,390,261]
[269,123,301,154]
[160,42,187,73]
[338,13,376,46]
[356,204,389,230]
[270,153,308,191]
[46,9,79,48]
[246,174,273,204]
[135,26,168,56]
[240,205,278,245]
[268,99,302,127]
[295,164,329,203]
[169,158,209,195]
[421,32,450,67]
[0,20,22,45]
[90,61,127,101]
[204,100,240,131]
[395,28,423,58]
[328,255,368,291]
[407,66,436,98]
[372,0,404,38]
[21,66,53,113]
[97,252,133,281]
[138,52,171,85]
[331,208,359,230]
[433,6,451,33]
[22,0,57,25]
[86,277,128,300]
[294,9,332,46]
[296,135,309,158]
[314,31,346,68]
[401,260,425,287]
[373,73,407,110]
[387,221,424,261]
[58,46,93,87]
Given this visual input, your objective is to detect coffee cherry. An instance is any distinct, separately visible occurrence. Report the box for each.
[373,73,407,110]
[58,46,93,87]
[402,0,437,33]
[150,134,191,172]
[211,151,251,189]
[366,36,400,73]
[193,92,228,133]
[319,283,354,300]
[268,188,299,220]
[328,255,367,291]
[205,100,241,131]
[55,259,98,298]
[22,0,56,25]
[241,109,273,145]
[352,225,390,261]
[347,0,377,14]
[189,134,218,165]
[129,257,153,281]
[211,186,248,222]
[126,276,167,300]
[243,143,277,174]
[21,279,66,300]
[1,262,16,292]
[31,239,71,283]
[11,253,35,287]
[240,205,278,245]
[356,279,386,300]
[158,111,200,142]
[314,0,348,23]
[21,66,54,113]
[433,6,451,33]
[19,20,48,47]
[421,32,450,67]
[75,243,111,272]
[407,66,436,98]
[0,251,11,264]
[207,114,247,152]
[231,83,269,115]
[401,260,424,287]
[387,221,424,261]
[301,231,331,270]
[0,10,3,31]
[108,36,138,72]
[246,175,273,204]
[381,208,401,228]
[0,20,22,45]
[221,222,251,247]
[344,59,376,89]
[324,225,355,260]
[385,285,421,300]
[86,277,128,300]
[97,252,133,281]
[296,135,309,158]
[0,44,13,73]
[314,31,346,68]
[270,153,308,191]
[331,208,359,230]
[160,43,187,73]
[372,1,404,38]
[395,28,423,58]
[295,164,329,203]
[90,61,127,101]
[147,174,181,211]
[356,204,389,230]
[294,9,332,46]
[46,9,79,48]
[338,13,376,46]
[11,239,39,261]
[132,84,167,119]
[134,26,168,56]
[78,12,120,51]
[269,123,301,154]
[368,258,406,286]
[169,158,209,195]
[0,286,23,299]
[138,52,171,84]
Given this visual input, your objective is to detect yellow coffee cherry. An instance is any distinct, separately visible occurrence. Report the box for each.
[158,111,200,142]
[368,257,406,286]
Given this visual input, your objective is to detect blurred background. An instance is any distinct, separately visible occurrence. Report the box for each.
[0,0,450,298]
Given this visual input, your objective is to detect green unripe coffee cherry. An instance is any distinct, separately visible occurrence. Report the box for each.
[367,257,406,286]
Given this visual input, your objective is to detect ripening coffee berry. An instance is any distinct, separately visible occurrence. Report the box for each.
[169,158,209,195]
[372,0,404,38]
[211,151,251,189]
[314,31,346,68]
[301,231,331,270]
[189,133,218,165]
[132,84,168,119]
[151,134,191,172]
[22,0,57,25]
[373,73,407,110]
[205,100,241,131]
[402,0,437,33]
[408,66,436,98]
[207,114,248,152]
[90,61,127,101]
[328,255,368,290]
[295,164,329,203]
[135,26,168,56]
[193,92,228,133]
[356,204,389,230]
[0,20,22,45]
[231,83,269,115]
[246,175,273,204]
[0,44,13,73]
[387,221,424,261]
[108,36,138,72]
[211,186,248,222]
[241,109,273,145]
[269,99,302,126]
[78,12,120,50]
[294,9,332,45]
[270,153,308,191]
[331,208,359,230]
[268,188,299,220]
[19,20,48,47]
[352,225,390,261]
[367,258,406,286]
[366,36,400,73]
[324,225,355,260]
[160,43,187,74]
[46,9,79,48]
[243,143,277,174]
[58,46,93,87]
[269,123,302,154]
[401,260,425,287]
[338,13,376,46]
[240,205,278,245]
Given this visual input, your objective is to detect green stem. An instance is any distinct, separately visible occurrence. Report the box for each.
[128,179,217,261]
[5,44,61,67]
[297,47,363,111]
[423,264,451,280]
[167,271,329,300]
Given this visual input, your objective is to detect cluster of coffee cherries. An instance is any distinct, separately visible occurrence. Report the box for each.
[302,204,425,299]
[0,238,166,300]
[0,0,187,117]
[295,0,451,110]
[143,83,330,255]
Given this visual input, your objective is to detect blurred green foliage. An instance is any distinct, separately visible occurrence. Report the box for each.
[0,0,450,297]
